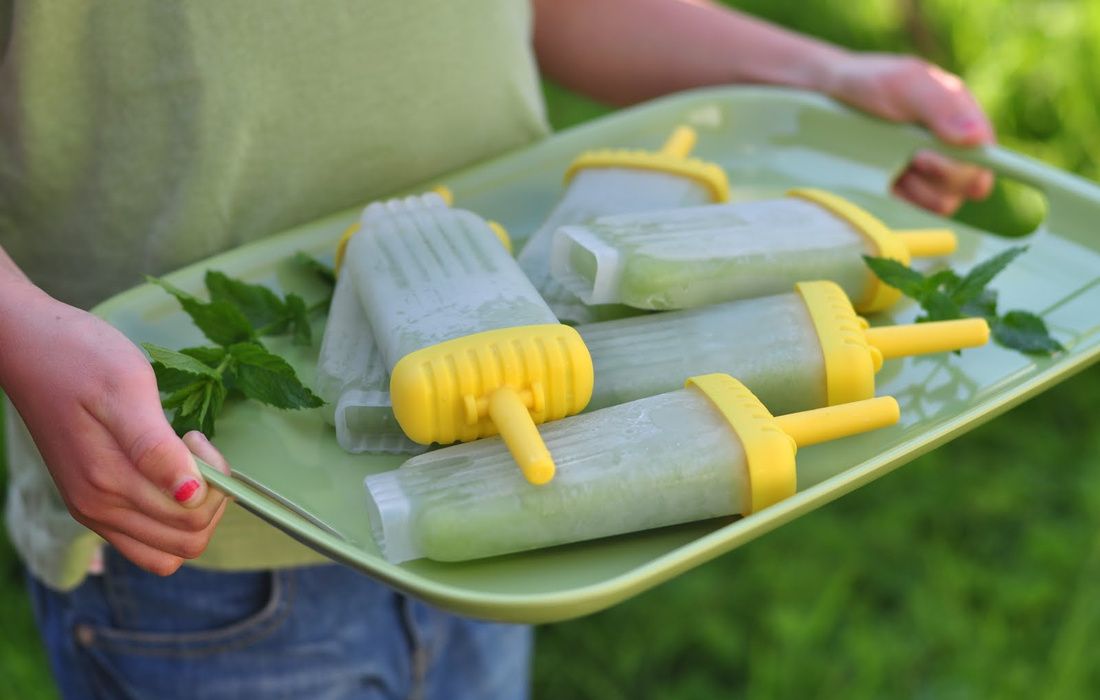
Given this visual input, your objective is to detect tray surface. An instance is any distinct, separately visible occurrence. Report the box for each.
[94,87,1100,623]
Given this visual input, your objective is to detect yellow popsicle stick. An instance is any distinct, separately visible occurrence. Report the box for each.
[864,317,990,360]
[895,228,958,257]
[773,396,900,449]
[659,126,697,158]
[431,185,454,206]
[488,387,555,485]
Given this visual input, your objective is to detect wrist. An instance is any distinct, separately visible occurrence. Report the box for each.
[775,40,854,94]
[710,10,853,93]
[0,278,53,388]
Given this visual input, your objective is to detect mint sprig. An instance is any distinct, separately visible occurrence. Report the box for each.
[863,245,1064,356]
[144,269,325,437]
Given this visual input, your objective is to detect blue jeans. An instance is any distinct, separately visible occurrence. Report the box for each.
[27,548,532,700]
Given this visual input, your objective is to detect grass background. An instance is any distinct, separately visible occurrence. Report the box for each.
[3,1,1099,697]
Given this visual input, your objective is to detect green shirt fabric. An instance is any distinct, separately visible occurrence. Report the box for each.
[1,0,549,590]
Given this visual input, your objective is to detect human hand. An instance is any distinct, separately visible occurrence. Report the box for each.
[0,282,231,576]
[822,53,995,215]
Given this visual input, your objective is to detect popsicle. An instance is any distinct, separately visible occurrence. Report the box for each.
[364,374,900,564]
[317,190,512,455]
[315,268,426,454]
[342,193,593,484]
[580,280,990,415]
[516,125,730,323]
[551,188,958,313]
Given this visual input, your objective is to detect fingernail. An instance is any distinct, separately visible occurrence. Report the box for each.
[173,478,202,503]
[948,115,988,141]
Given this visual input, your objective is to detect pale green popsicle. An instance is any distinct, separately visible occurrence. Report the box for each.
[366,388,746,563]
[580,293,826,415]
[344,197,557,370]
[580,282,989,415]
[551,192,957,313]
[314,269,424,454]
[364,376,900,563]
[516,126,728,323]
[342,192,593,486]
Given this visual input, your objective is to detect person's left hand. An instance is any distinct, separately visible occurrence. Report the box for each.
[821,52,995,216]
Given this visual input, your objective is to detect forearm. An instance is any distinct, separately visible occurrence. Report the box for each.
[533,0,849,106]
[0,243,31,284]
[0,245,52,387]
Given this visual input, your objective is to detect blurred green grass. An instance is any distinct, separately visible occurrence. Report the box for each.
[4,2,1100,698]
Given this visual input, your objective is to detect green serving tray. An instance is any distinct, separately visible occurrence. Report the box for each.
[94,87,1100,624]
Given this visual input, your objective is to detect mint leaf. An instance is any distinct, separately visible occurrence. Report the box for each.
[146,276,254,346]
[205,270,288,331]
[180,385,205,416]
[143,343,220,378]
[861,256,928,299]
[179,346,228,368]
[228,343,323,409]
[919,291,961,322]
[285,293,312,346]
[949,246,1027,306]
[197,382,228,437]
[993,310,1065,355]
[144,343,221,393]
[864,248,1062,357]
[168,380,227,438]
[294,252,336,288]
[149,262,328,436]
[161,381,205,411]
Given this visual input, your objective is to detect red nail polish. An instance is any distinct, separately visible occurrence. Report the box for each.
[173,479,201,503]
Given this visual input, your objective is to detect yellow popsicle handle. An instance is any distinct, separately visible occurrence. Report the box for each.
[659,126,697,158]
[431,185,455,206]
[864,317,990,360]
[488,386,556,485]
[487,221,513,254]
[895,228,958,257]
[773,396,900,448]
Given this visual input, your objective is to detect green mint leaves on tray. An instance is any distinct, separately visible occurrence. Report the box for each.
[864,246,1064,356]
[143,270,325,437]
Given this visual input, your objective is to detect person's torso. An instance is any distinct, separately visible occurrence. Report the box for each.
[0,0,548,307]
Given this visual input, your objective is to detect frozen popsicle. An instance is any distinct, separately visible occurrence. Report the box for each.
[364,374,900,563]
[551,188,958,313]
[315,268,427,454]
[581,280,990,415]
[516,125,730,323]
[342,194,593,484]
[317,190,512,455]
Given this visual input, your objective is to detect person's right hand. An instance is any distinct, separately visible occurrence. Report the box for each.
[0,280,231,575]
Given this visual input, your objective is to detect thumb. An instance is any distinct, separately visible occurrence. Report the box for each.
[902,65,995,147]
[110,391,209,509]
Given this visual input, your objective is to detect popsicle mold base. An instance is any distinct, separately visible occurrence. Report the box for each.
[787,188,957,312]
[389,323,595,446]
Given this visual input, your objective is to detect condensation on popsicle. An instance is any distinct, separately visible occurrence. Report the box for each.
[581,280,990,415]
[364,374,901,564]
[551,188,958,314]
[315,266,426,455]
[317,190,514,455]
[342,193,593,484]
[516,125,730,323]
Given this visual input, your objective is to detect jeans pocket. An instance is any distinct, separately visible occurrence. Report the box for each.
[76,550,293,659]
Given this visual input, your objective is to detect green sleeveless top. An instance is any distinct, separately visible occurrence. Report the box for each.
[1,0,548,590]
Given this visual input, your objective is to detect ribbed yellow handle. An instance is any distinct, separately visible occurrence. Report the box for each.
[659,126,697,158]
[488,387,555,485]
[895,228,958,257]
[773,396,900,448]
[864,318,990,360]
